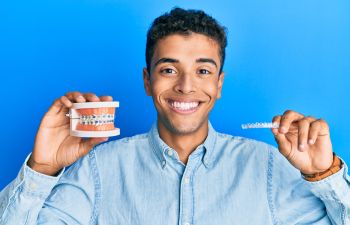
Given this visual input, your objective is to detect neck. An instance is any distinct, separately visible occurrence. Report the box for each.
[157,119,209,164]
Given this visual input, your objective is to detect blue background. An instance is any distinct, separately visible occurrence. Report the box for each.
[0,0,349,189]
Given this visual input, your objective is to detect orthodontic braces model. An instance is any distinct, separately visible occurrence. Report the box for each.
[79,114,115,126]
[241,122,279,129]
[66,101,120,137]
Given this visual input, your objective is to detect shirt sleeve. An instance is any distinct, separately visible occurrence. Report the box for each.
[305,156,350,225]
[0,149,100,225]
[268,145,350,225]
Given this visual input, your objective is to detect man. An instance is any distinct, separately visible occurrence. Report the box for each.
[0,7,349,225]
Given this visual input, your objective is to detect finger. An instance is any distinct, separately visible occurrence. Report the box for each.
[65,91,86,103]
[308,120,321,145]
[297,118,312,151]
[78,137,109,157]
[318,118,330,135]
[83,93,100,102]
[99,95,113,102]
[279,110,304,134]
[45,98,65,116]
[307,118,330,148]
[60,95,73,107]
[271,115,282,135]
[56,96,73,115]
[271,115,293,157]
[273,131,292,159]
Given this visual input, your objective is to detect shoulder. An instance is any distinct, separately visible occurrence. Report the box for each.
[57,133,151,189]
[90,132,150,161]
[96,133,149,151]
[216,133,296,174]
[209,131,279,172]
[215,131,275,156]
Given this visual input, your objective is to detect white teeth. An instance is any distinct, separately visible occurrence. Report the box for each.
[170,101,199,110]
[80,114,114,126]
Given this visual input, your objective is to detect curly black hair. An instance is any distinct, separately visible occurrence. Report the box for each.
[146,7,228,75]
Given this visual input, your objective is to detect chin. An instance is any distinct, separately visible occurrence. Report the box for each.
[159,115,207,135]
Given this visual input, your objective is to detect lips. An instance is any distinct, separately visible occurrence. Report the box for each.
[166,98,202,114]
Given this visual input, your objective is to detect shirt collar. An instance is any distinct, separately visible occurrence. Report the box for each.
[148,121,217,169]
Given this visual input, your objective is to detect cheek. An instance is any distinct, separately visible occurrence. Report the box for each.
[201,79,219,100]
[151,76,174,100]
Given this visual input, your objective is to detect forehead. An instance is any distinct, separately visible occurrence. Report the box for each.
[152,33,221,65]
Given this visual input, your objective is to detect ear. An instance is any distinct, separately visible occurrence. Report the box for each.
[216,72,225,99]
[143,68,152,96]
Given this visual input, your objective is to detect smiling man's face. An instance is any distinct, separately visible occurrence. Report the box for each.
[143,33,224,135]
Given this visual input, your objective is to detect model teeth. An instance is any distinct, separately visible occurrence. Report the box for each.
[80,114,114,126]
[170,101,199,110]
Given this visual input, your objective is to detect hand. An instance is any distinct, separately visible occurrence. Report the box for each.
[28,92,113,176]
[271,110,333,175]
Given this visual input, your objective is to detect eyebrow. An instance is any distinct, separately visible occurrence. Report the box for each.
[154,58,179,67]
[154,57,218,68]
[196,58,217,68]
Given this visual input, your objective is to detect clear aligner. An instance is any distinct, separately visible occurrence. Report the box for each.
[241,122,279,129]
[79,114,115,126]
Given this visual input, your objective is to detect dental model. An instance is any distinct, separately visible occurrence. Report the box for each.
[66,101,120,137]
[241,122,279,129]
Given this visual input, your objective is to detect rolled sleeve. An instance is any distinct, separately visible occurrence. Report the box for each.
[21,157,65,199]
[306,159,350,201]
[0,154,64,224]
[304,159,350,224]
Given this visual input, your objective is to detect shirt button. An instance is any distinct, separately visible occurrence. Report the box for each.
[167,149,173,156]
[184,176,190,184]
[29,182,37,190]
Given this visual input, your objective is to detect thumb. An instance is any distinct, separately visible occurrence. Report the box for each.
[78,137,108,157]
[271,128,291,158]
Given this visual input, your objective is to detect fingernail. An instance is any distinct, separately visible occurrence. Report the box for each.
[77,96,84,100]
[308,139,314,145]
[299,144,305,150]
[272,130,278,136]
[280,127,287,133]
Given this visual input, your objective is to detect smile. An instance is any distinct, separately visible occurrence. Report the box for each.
[167,99,201,114]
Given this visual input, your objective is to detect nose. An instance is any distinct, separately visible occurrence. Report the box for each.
[174,73,196,94]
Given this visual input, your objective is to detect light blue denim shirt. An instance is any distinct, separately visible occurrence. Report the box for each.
[1,122,349,225]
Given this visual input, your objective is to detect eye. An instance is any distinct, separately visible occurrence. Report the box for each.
[198,69,211,75]
[160,68,177,75]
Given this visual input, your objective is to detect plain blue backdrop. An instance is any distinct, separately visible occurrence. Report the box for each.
[0,0,349,189]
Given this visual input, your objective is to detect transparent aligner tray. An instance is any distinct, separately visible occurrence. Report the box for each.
[241,122,279,129]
